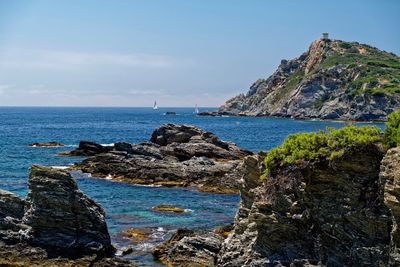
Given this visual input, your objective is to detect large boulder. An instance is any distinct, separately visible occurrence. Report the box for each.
[22,165,113,258]
[153,228,222,267]
[0,165,114,260]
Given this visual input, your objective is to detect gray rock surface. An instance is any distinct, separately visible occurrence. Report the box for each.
[217,144,399,267]
[153,228,222,267]
[71,124,252,193]
[381,147,400,266]
[0,165,114,259]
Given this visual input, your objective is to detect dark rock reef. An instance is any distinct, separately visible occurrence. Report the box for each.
[68,124,252,193]
[219,38,400,121]
[0,165,131,266]
[29,141,64,147]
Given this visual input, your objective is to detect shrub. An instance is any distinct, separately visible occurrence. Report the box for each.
[384,109,400,148]
[339,41,352,49]
[262,125,382,179]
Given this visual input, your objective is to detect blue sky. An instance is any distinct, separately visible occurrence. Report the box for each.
[0,0,399,107]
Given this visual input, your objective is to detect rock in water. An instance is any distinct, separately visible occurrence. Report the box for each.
[22,165,113,257]
[73,124,252,193]
[59,140,112,156]
[218,145,399,266]
[219,38,400,121]
[381,147,400,266]
[153,228,222,267]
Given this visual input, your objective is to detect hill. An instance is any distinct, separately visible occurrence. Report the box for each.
[219,36,400,121]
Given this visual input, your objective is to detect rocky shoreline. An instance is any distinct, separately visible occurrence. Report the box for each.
[0,165,132,266]
[64,124,252,193]
[151,126,400,266]
[2,120,400,266]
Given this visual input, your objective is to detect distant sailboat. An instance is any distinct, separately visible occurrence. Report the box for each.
[153,101,158,110]
[195,104,199,114]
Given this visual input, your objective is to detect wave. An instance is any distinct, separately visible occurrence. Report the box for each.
[101,143,114,147]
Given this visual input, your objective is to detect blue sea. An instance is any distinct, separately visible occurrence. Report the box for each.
[0,107,383,266]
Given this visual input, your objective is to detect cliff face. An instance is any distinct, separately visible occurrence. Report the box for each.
[219,39,400,121]
[217,144,400,266]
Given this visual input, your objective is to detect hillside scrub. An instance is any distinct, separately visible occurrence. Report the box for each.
[262,125,382,179]
[384,109,400,148]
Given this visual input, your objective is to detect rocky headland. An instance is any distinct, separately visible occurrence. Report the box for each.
[0,165,132,266]
[152,120,400,266]
[216,37,400,121]
[65,124,252,193]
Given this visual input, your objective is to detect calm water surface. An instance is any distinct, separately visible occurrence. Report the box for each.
[0,107,383,266]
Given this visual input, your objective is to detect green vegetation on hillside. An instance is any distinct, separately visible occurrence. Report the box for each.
[384,109,400,148]
[262,125,382,179]
[320,41,400,95]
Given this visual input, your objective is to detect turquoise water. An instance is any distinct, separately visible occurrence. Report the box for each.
[0,107,383,266]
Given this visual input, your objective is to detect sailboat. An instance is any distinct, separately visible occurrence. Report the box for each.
[194,104,199,114]
[153,101,158,110]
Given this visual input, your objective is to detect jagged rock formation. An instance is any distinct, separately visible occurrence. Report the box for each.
[219,38,400,121]
[70,124,252,193]
[381,147,400,266]
[216,144,400,267]
[0,165,130,266]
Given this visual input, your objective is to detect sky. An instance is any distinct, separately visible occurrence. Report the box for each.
[0,0,399,107]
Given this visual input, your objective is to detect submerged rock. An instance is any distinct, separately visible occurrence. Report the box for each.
[0,165,127,265]
[29,142,64,147]
[122,228,151,242]
[152,204,185,213]
[70,124,252,193]
[217,143,400,267]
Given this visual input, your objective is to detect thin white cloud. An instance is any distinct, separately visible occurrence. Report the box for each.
[0,84,16,95]
[0,48,175,70]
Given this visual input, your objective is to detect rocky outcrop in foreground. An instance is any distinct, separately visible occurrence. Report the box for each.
[154,144,400,266]
[217,38,400,121]
[0,165,130,266]
[381,147,400,266]
[69,124,252,193]
[153,228,223,267]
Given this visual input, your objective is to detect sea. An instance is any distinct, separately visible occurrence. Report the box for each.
[0,107,384,266]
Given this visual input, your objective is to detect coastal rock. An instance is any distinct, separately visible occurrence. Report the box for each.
[0,165,133,266]
[29,142,64,147]
[153,228,222,267]
[380,147,400,266]
[218,38,400,121]
[60,141,112,156]
[0,243,133,267]
[152,204,185,213]
[218,144,395,266]
[22,165,113,257]
[72,124,252,192]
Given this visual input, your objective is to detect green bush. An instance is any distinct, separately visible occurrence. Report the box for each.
[384,109,400,148]
[262,125,382,179]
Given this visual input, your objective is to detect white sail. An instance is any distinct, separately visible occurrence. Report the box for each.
[153,101,158,110]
